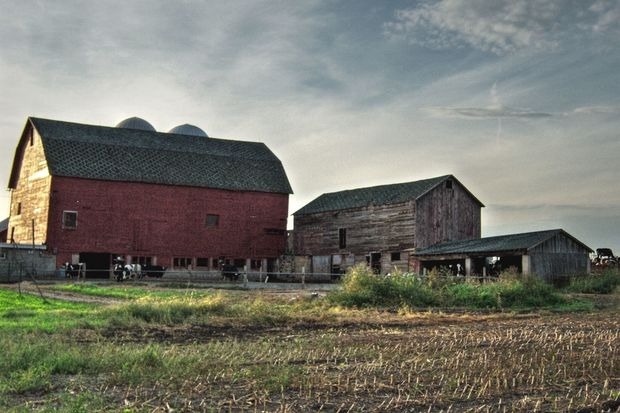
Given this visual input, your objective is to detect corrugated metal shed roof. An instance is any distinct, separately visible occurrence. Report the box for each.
[10,117,292,194]
[295,175,482,216]
[416,229,592,256]
[0,218,8,232]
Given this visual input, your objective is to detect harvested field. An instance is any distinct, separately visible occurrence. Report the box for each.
[0,282,618,412]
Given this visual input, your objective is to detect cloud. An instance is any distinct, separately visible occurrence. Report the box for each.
[423,105,553,119]
[572,105,620,115]
[385,0,620,55]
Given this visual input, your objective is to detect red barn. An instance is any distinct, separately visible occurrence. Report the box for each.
[6,117,292,277]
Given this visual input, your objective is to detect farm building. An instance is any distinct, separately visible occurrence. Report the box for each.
[0,243,56,282]
[292,175,484,274]
[6,116,292,277]
[413,229,592,281]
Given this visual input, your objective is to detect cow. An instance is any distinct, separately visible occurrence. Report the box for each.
[65,262,78,279]
[142,264,167,278]
[221,264,240,281]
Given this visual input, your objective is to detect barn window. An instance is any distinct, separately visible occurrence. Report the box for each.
[62,211,78,229]
[339,228,347,249]
[0,248,6,260]
[133,256,152,266]
[445,179,453,189]
[16,202,21,215]
[391,252,401,261]
[206,214,220,228]
[173,257,192,268]
[196,257,209,267]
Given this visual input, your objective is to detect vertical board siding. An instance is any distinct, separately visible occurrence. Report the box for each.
[530,233,590,280]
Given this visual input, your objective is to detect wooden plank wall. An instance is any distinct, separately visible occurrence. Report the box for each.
[530,233,591,280]
[414,180,481,248]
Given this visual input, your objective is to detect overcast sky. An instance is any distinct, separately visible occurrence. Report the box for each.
[1,0,619,251]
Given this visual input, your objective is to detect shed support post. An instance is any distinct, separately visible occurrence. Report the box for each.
[522,255,531,275]
[465,257,472,276]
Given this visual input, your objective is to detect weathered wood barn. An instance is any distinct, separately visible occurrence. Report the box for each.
[414,229,592,281]
[6,116,292,277]
[293,175,484,274]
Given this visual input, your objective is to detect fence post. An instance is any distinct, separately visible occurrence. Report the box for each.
[243,265,248,288]
[302,266,306,289]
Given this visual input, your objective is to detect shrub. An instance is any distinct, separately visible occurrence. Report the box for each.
[329,265,567,310]
[327,264,437,308]
[564,270,620,294]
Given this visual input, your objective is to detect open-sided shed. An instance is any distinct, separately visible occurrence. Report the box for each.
[413,229,592,281]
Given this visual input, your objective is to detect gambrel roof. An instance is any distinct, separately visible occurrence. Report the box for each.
[294,175,483,216]
[8,117,292,194]
[415,229,593,256]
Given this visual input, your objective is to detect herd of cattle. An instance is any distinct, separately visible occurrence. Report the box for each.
[63,258,242,281]
[63,260,166,281]
[112,259,167,281]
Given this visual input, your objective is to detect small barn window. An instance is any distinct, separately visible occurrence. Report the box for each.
[62,211,77,230]
[391,252,401,261]
[0,249,6,260]
[133,256,152,266]
[173,257,192,268]
[339,228,347,249]
[16,202,21,215]
[445,179,453,189]
[196,257,209,267]
[206,214,220,228]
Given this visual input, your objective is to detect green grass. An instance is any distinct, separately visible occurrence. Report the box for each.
[51,282,218,300]
[0,289,100,332]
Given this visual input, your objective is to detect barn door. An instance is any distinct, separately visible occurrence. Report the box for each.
[366,253,382,274]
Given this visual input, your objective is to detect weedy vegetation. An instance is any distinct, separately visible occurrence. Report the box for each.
[0,267,618,412]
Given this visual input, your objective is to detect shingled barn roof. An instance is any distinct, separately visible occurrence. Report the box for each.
[9,117,292,194]
[294,175,483,216]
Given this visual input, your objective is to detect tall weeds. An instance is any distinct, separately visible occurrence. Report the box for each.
[328,264,568,310]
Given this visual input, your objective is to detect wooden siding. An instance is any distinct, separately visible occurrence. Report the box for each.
[415,180,481,248]
[529,233,590,280]
[7,128,51,244]
[293,199,417,256]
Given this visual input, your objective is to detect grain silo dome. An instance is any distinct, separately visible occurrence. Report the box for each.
[115,117,156,132]
[168,124,209,137]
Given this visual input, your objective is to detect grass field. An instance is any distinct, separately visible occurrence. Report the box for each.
[0,273,618,412]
